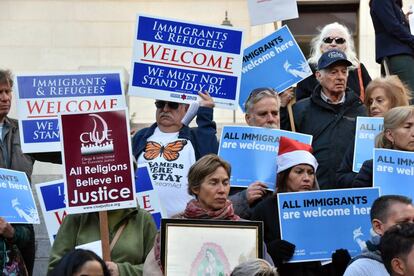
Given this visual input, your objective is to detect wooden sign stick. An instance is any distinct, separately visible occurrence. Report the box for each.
[99,211,111,261]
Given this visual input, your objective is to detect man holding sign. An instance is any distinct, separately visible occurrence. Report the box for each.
[132,91,218,217]
[229,88,281,219]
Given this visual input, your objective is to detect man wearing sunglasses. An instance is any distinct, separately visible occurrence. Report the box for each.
[132,91,218,217]
[291,49,366,190]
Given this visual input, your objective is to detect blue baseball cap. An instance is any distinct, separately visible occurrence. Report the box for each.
[317,49,352,70]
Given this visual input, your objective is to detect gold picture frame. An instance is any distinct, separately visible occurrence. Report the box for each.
[161,218,263,276]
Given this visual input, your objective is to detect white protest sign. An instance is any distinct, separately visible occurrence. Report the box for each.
[247,0,299,26]
[15,71,126,153]
[129,14,244,109]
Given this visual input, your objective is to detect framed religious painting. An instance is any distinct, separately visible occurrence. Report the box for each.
[161,219,263,276]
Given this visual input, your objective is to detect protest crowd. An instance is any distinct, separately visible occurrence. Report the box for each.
[2,0,414,276]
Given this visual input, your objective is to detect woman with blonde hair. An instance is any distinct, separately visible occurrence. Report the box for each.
[364,75,412,117]
[336,75,411,187]
[296,22,371,101]
[353,106,414,187]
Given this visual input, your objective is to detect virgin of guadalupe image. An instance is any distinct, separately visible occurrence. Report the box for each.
[189,242,231,276]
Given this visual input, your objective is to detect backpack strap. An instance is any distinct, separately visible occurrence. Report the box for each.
[357,65,365,102]
[110,222,127,251]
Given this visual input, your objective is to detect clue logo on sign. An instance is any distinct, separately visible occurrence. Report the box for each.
[80,114,114,155]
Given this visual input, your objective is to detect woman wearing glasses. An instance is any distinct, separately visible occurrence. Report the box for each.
[296,22,371,101]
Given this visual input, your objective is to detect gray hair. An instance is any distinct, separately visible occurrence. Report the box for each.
[375,106,414,149]
[230,259,278,276]
[308,22,359,68]
[244,88,280,114]
[0,69,13,87]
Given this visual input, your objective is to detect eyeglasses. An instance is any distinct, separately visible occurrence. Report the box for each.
[155,101,180,110]
[322,37,346,45]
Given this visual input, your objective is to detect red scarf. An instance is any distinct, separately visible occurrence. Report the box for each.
[181,199,240,221]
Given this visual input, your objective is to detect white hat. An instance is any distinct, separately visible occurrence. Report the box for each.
[277,136,318,173]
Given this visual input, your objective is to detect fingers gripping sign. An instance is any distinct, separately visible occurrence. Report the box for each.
[246,181,268,205]
[198,90,215,108]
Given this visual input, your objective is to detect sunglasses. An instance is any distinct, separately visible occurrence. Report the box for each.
[155,101,180,110]
[322,37,346,44]
[0,88,12,94]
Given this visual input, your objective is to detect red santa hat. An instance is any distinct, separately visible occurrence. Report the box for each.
[277,136,318,173]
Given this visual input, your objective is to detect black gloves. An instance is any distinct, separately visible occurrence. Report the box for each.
[268,239,296,266]
[331,248,351,276]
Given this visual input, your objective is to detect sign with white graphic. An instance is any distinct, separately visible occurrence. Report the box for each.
[60,109,136,214]
[0,168,39,224]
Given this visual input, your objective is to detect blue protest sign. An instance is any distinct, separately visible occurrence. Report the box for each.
[218,126,312,190]
[278,188,379,262]
[0,168,39,224]
[374,149,414,198]
[130,15,244,109]
[35,180,67,244]
[353,117,383,172]
[239,25,311,112]
[135,164,166,229]
[15,71,126,153]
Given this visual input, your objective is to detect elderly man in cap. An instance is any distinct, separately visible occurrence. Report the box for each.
[291,49,367,189]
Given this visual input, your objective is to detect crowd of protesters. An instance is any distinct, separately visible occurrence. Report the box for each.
[2,1,414,274]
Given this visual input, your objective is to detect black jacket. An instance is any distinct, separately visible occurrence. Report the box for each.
[352,159,373,188]
[336,143,357,188]
[371,0,414,63]
[251,196,323,276]
[295,63,371,101]
[292,86,367,189]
